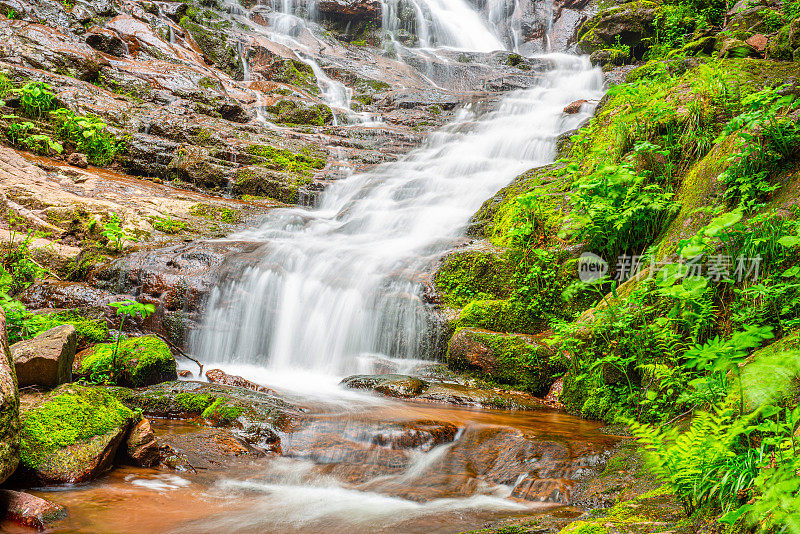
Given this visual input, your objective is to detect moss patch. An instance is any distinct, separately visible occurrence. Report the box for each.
[454,299,543,334]
[245,144,325,173]
[79,336,176,387]
[19,385,134,469]
[189,203,242,223]
[435,250,514,307]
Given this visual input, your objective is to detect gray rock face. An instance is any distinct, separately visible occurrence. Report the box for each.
[11,324,77,389]
[0,308,20,485]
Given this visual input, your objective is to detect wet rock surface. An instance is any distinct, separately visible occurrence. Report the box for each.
[0,309,19,486]
[0,489,67,530]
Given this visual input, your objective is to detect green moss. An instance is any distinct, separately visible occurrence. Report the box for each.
[189,203,242,223]
[79,336,176,387]
[245,144,325,174]
[176,392,215,413]
[455,300,542,334]
[18,310,107,346]
[447,328,562,395]
[269,59,319,94]
[201,396,244,424]
[19,385,134,469]
[435,250,514,307]
[264,100,333,126]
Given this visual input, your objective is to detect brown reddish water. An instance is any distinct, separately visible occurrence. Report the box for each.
[5,399,620,534]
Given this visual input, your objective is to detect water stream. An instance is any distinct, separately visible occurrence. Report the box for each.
[8,2,615,532]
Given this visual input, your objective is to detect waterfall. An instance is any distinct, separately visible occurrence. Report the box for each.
[193,51,603,375]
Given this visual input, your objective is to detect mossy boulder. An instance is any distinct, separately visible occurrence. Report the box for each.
[18,385,136,484]
[269,58,320,94]
[454,299,543,334]
[447,328,563,396]
[468,163,570,245]
[576,1,661,60]
[434,248,514,307]
[717,37,759,58]
[77,336,177,387]
[0,309,20,485]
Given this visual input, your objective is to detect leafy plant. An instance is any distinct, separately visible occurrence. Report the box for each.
[101,213,137,252]
[14,81,55,118]
[50,109,119,165]
[102,299,156,384]
[151,215,188,234]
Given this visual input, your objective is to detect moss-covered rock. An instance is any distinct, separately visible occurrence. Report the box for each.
[576,1,661,60]
[269,59,320,94]
[447,327,563,396]
[265,99,333,126]
[168,145,232,191]
[232,167,309,203]
[0,309,20,485]
[77,336,177,387]
[468,163,571,245]
[18,384,135,483]
[454,299,543,334]
[434,248,514,307]
[717,37,759,58]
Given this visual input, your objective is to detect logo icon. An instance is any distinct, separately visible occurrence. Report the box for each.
[578,252,608,282]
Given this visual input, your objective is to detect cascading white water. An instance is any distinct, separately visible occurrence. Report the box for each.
[193,53,603,375]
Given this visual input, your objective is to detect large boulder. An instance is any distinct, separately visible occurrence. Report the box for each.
[18,384,136,484]
[447,328,564,396]
[576,1,661,60]
[0,490,67,530]
[11,324,76,389]
[0,308,20,485]
[124,418,162,467]
[75,336,177,387]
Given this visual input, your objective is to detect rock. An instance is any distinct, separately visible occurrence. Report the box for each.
[340,374,429,398]
[124,418,161,467]
[205,369,277,395]
[0,490,67,530]
[154,1,187,22]
[178,369,193,378]
[76,336,177,387]
[545,376,565,406]
[576,1,661,59]
[317,0,381,20]
[746,33,769,52]
[718,37,759,58]
[11,324,77,389]
[168,144,233,191]
[232,166,310,204]
[85,26,128,57]
[18,384,136,484]
[0,308,20,485]
[109,380,304,441]
[447,328,563,396]
[67,151,89,168]
[563,99,588,114]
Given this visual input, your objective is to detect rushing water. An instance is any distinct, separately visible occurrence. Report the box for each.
[194,54,602,374]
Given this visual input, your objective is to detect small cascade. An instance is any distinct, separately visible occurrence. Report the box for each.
[193,54,603,374]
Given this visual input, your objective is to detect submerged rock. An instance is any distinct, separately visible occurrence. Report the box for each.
[205,369,277,395]
[0,309,20,485]
[18,384,136,484]
[11,324,77,389]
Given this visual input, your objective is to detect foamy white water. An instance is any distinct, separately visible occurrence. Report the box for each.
[193,54,602,375]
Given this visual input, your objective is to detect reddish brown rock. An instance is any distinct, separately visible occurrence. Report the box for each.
[124,418,161,467]
[11,324,76,389]
[317,0,381,20]
[563,99,588,114]
[205,369,277,395]
[545,376,564,407]
[67,152,89,168]
[0,490,67,530]
[746,33,769,52]
[178,369,193,378]
[340,374,429,398]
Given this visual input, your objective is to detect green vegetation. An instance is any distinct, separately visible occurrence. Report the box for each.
[151,215,189,234]
[19,385,134,469]
[80,335,175,387]
[189,203,242,223]
[245,144,325,174]
[100,213,138,251]
[50,109,120,166]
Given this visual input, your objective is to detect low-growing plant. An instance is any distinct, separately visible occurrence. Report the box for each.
[101,213,137,251]
[50,109,119,165]
[14,81,55,118]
